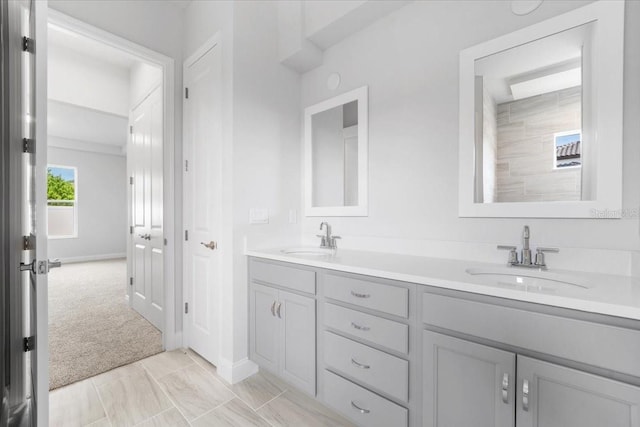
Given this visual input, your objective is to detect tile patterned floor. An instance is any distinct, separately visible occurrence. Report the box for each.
[50,349,355,427]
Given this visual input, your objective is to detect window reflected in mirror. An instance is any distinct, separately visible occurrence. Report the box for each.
[473,22,593,203]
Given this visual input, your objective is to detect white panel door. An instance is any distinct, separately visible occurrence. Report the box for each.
[130,86,163,330]
[183,41,222,365]
[10,0,50,423]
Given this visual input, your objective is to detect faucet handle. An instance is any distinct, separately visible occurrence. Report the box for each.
[534,247,559,268]
[497,245,518,265]
[330,236,341,249]
[536,247,559,253]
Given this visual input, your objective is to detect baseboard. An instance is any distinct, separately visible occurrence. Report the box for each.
[165,332,182,351]
[217,357,259,385]
[55,253,126,264]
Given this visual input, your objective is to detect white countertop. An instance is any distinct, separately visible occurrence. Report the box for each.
[246,247,640,321]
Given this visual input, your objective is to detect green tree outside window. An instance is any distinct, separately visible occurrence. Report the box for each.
[47,168,75,207]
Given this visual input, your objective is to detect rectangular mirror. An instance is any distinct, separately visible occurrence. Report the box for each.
[459,1,624,218]
[305,86,368,216]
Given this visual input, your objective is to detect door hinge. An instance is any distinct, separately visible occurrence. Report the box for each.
[184,160,189,172]
[129,125,133,135]
[22,235,35,251]
[129,277,133,286]
[185,87,189,99]
[129,176,134,185]
[164,238,168,246]
[185,302,189,314]
[129,226,134,234]
[184,230,189,241]
[22,36,34,53]
[22,138,34,154]
[23,336,35,352]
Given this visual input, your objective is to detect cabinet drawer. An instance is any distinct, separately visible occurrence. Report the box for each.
[250,259,316,294]
[324,274,408,318]
[323,370,408,427]
[423,292,640,378]
[324,331,408,402]
[324,303,408,354]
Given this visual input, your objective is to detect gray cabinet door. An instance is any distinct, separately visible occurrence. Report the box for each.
[279,290,316,396]
[250,283,280,373]
[516,356,640,427]
[423,331,515,427]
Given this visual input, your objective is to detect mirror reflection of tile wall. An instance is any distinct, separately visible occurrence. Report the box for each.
[494,86,581,202]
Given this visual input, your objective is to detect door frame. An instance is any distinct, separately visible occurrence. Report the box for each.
[181,33,222,360]
[47,9,178,350]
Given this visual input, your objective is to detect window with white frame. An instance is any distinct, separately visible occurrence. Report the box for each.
[47,165,78,238]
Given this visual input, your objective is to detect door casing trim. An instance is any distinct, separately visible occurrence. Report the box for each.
[48,9,178,350]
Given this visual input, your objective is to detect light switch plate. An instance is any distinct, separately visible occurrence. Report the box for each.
[249,208,269,224]
[288,209,297,224]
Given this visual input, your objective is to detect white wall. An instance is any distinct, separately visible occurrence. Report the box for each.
[48,42,130,116]
[299,1,640,265]
[47,147,127,261]
[231,0,302,372]
[183,0,301,376]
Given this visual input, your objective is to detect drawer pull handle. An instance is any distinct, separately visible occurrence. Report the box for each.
[501,373,509,404]
[351,358,370,369]
[351,401,370,414]
[522,379,529,411]
[276,302,282,319]
[350,290,370,299]
[350,322,370,332]
[271,301,276,317]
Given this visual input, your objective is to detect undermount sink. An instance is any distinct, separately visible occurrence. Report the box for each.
[281,247,335,256]
[465,267,590,291]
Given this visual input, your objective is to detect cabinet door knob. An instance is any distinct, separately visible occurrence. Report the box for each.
[522,379,529,411]
[276,302,282,318]
[501,373,509,404]
[351,401,370,414]
[271,301,276,317]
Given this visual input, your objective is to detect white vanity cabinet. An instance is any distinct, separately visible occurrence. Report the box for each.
[249,260,317,395]
[247,255,640,427]
[319,273,413,427]
[421,291,640,427]
[516,356,640,427]
[422,331,516,427]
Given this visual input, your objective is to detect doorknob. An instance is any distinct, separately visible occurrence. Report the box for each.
[138,233,151,240]
[200,241,217,250]
[19,259,62,274]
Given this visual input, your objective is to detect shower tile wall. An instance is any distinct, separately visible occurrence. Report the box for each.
[496,86,581,202]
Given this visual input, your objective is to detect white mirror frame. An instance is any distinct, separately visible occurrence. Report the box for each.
[304,86,368,217]
[459,1,624,218]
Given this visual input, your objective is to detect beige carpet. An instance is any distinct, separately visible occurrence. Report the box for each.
[48,259,163,390]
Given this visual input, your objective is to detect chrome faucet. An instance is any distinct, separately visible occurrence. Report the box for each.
[317,222,341,250]
[522,225,532,266]
[497,225,559,270]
